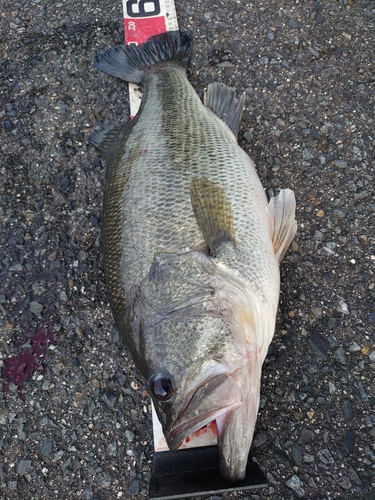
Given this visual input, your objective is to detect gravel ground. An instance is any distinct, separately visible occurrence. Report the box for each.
[1,0,374,499]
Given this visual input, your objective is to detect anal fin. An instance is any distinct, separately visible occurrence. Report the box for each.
[190,177,235,257]
[267,188,297,262]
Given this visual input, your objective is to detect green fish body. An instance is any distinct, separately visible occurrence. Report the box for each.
[90,31,297,482]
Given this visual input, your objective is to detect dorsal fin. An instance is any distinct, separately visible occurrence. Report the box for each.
[88,121,128,163]
[190,177,235,256]
[266,188,297,262]
[204,82,246,138]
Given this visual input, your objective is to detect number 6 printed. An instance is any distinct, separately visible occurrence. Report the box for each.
[126,0,161,17]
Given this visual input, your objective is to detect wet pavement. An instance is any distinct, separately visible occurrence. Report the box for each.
[1,0,374,498]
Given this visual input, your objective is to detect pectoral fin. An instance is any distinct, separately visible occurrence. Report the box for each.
[267,188,297,262]
[190,177,236,257]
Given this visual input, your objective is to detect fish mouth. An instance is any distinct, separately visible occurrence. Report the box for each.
[166,372,242,451]
[166,358,262,483]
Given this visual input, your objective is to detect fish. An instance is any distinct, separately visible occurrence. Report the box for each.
[89,30,297,482]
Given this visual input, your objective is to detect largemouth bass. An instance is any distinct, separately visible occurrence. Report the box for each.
[89,30,297,482]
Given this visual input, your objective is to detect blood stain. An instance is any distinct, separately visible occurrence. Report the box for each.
[1,322,54,400]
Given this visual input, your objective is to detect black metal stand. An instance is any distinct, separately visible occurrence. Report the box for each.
[149,445,267,499]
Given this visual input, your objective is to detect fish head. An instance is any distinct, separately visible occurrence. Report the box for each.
[133,252,273,482]
[145,315,242,439]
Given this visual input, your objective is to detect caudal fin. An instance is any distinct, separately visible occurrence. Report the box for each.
[93,30,192,84]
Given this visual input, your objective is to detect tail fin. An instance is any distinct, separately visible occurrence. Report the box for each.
[93,30,192,84]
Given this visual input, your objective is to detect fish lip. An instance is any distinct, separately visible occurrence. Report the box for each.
[167,402,242,450]
[167,402,241,450]
[166,372,242,450]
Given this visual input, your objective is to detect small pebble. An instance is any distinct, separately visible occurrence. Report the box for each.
[358,382,369,402]
[288,19,301,29]
[346,430,355,454]
[328,381,336,393]
[17,460,32,475]
[291,444,303,466]
[338,475,352,490]
[334,160,347,168]
[334,347,346,364]
[127,479,140,496]
[125,430,135,442]
[308,330,329,358]
[302,148,313,160]
[338,300,349,315]
[361,345,371,355]
[40,437,53,457]
[317,448,334,464]
[243,130,253,142]
[107,443,117,457]
[348,342,360,352]
[30,301,44,315]
[303,453,315,463]
[285,474,305,497]
[341,399,352,422]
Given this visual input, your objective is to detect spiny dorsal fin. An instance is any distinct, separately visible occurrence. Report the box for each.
[266,188,297,262]
[204,82,246,138]
[190,177,235,256]
[88,121,127,163]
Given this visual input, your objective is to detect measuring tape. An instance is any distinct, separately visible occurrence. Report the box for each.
[121,0,217,453]
[122,0,178,117]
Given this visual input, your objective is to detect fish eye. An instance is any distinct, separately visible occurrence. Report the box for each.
[149,373,174,402]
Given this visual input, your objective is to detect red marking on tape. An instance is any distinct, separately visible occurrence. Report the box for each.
[124,16,167,44]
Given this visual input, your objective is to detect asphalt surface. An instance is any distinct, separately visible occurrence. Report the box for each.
[1,0,374,499]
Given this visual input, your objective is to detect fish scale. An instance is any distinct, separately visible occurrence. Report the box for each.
[111,65,278,303]
[89,30,297,482]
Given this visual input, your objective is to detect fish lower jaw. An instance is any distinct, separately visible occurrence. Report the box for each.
[166,401,242,451]
[220,462,246,483]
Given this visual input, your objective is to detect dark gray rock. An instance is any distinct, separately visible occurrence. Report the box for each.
[243,130,253,142]
[30,301,44,315]
[300,428,316,444]
[291,444,303,466]
[288,19,301,29]
[17,460,31,475]
[127,479,140,495]
[334,347,347,365]
[346,430,355,454]
[317,448,334,464]
[40,436,53,457]
[285,474,305,497]
[341,399,352,422]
